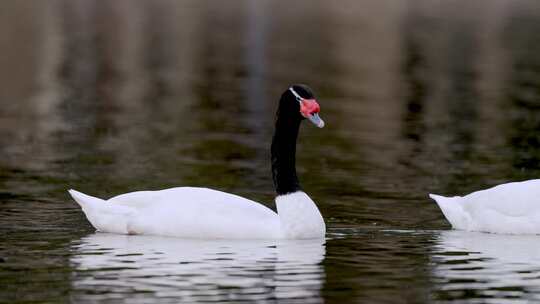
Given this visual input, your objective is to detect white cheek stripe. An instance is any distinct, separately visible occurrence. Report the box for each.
[289,87,304,104]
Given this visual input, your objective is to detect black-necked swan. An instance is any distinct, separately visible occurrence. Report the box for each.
[69,84,326,239]
[429,180,540,234]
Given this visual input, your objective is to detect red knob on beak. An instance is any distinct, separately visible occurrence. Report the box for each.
[300,99,320,117]
[300,99,324,128]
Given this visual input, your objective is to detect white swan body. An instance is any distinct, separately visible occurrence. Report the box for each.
[69,187,325,239]
[69,85,328,240]
[429,179,540,234]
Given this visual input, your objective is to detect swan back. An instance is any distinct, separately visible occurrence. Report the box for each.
[465,180,540,217]
[430,180,540,234]
[70,187,282,239]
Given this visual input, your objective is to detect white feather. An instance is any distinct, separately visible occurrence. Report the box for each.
[69,187,325,239]
[429,179,540,234]
[276,192,326,239]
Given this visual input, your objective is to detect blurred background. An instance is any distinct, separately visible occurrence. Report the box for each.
[2,0,540,303]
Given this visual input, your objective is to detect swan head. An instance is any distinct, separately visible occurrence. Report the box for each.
[287,84,325,128]
[272,84,325,195]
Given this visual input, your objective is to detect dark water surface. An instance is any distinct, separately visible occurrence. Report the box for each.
[2,0,540,303]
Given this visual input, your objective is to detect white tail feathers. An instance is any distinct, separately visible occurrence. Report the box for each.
[69,189,135,234]
[69,189,105,209]
[428,194,448,204]
[429,194,468,230]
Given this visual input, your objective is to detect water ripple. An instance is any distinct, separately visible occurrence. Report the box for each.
[70,234,325,303]
[432,231,540,302]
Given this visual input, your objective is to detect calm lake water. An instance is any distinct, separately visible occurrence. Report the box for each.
[2,0,540,303]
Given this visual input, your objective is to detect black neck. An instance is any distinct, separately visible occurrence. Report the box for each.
[271,95,303,195]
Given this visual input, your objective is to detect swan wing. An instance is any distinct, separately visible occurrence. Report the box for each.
[431,180,540,234]
[465,179,540,217]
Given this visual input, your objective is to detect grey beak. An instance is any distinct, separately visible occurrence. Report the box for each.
[307,113,325,128]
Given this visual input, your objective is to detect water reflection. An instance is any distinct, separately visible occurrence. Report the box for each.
[503,5,540,177]
[433,231,540,301]
[71,233,325,303]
